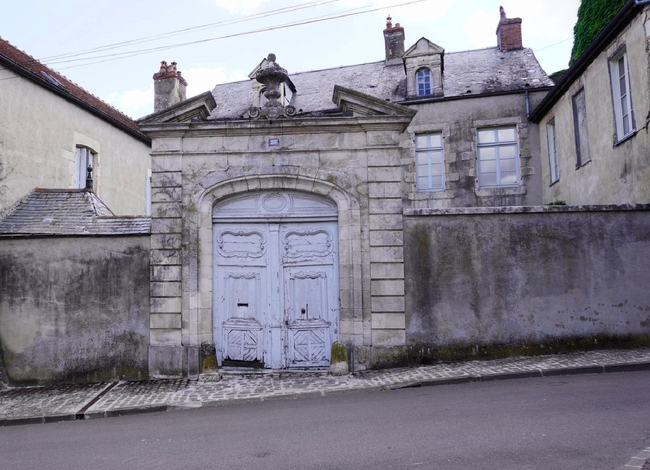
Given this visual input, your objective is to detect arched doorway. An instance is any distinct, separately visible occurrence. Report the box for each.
[212,190,340,369]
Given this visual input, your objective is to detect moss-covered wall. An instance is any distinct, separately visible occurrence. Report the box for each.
[0,236,150,386]
[397,206,650,366]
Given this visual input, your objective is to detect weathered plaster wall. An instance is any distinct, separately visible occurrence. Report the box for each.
[0,236,150,386]
[144,115,411,375]
[400,206,650,365]
[402,91,547,209]
[538,10,650,205]
[0,68,151,217]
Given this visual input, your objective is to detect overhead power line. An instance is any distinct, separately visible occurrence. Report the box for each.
[51,0,432,70]
[41,0,344,62]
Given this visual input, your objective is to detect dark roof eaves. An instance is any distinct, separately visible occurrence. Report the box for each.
[398,86,553,106]
[0,55,151,145]
[529,0,640,123]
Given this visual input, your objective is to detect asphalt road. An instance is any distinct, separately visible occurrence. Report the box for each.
[1,371,649,470]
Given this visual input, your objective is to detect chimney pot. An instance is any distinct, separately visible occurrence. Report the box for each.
[153,60,188,112]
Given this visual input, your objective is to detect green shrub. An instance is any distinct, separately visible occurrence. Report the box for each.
[570,0,626,64]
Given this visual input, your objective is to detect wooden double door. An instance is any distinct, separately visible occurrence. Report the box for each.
[213,220,339,369]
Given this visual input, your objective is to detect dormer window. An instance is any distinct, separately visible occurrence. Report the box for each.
[403,38,444,98]
[416,69,432,96]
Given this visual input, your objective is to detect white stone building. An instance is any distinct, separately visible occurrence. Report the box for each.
[0,37,151,217]
[530,0,650,205]
[137,8,555,376]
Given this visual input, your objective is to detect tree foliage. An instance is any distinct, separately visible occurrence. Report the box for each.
[570,0,627,64]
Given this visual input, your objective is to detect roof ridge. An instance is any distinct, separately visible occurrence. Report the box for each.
[0,36,147,138]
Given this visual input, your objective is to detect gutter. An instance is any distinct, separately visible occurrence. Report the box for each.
[397,86,553,106]
[0,56,151,145]
[529,0,642,122]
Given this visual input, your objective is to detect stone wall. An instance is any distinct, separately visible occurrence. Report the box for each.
[392,205,650,366]
[0,236,150,386]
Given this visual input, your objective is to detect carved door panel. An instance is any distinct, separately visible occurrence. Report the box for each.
[213,192,339,369]
[281,222,339,368]
[214,224,270,366]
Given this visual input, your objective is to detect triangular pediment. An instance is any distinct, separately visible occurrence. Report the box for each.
[403,37,445,58]
[137,91,216,124]
[248,58,269,79]
[332,86,416,117]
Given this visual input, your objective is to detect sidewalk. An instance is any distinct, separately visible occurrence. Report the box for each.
[1,348,649,426]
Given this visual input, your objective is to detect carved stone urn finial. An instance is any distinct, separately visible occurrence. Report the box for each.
[249,53,296,119]
[256,53,288,109]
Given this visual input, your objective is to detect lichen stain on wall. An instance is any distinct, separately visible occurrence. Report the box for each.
[0,237,150,386]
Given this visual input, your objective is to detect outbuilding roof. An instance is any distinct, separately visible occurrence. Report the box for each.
[0,189,150,237]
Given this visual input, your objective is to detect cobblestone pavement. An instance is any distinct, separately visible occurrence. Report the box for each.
[1,348,649,424]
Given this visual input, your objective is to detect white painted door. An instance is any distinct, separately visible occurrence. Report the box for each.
[213,191,339,369]
[281,223,338,368]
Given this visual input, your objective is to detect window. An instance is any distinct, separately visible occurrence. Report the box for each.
[75,147,94,188]
[572,88,591,167]
[416,69,431,96]
[477,127,519,187]
[546,118,559,184]
[415,133,444,191]
[609,49,634,141]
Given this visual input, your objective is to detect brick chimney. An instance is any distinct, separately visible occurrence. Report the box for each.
[496,6,523,51]
[384,16,405,64]
[153,61,188,112]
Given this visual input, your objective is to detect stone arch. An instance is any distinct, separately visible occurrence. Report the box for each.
[188,174,364,354]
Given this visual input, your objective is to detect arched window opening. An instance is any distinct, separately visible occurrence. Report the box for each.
[416,68,432,96]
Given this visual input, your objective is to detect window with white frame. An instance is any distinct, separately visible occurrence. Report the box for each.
[609,48,634,141]
[74,146,94,188]
[415,133,444,191]
[477,127,519,187]
[416,68,432,96]
[546,118,559,184]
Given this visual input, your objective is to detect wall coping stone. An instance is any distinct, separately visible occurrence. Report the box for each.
[404,204,650,217]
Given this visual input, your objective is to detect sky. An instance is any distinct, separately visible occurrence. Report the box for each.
[1,0,580,119]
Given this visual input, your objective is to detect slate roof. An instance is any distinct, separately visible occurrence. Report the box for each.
[209,47,553,120]
[0,37,149,142]
[0,189,151,237]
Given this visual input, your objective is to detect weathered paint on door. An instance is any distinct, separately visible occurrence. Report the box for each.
[213,191,339,369]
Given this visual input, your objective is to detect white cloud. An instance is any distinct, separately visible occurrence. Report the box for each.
[214,0,271,15]
[500,0,579,42]
[105,85,154,119]
[104,67,249,119]
[461,0,580,71]
[183,67,248,96]
[462,10,495,49]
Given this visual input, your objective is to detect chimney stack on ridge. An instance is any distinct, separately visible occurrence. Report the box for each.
[496,7,523,51]
[384,16,405,64]
[153,61,188,112]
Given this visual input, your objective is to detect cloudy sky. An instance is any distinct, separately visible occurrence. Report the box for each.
[2,0,580,119]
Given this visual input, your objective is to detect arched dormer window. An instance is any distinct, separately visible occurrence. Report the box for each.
[416,68,432,96]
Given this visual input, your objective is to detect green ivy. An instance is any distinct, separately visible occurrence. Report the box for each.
[570,0,626,64]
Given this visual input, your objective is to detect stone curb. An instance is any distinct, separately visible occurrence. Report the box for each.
[388,361,650,389]
[2,360,650,427]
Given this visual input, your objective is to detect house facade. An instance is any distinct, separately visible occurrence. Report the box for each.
[530,0,650,205]
[138,9,555,376]
[0,38,152,217]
